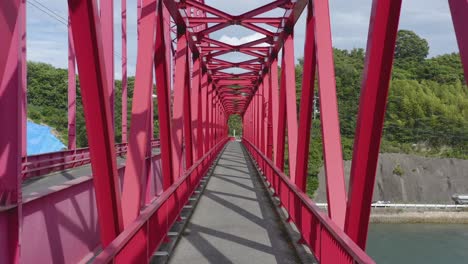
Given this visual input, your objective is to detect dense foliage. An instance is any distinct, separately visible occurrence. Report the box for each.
[27,62,159,148]
[228,114,242,137]
[292,30,468,195]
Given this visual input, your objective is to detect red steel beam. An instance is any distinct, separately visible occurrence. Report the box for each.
[282,32,298,182]
[237,0,289,20]
[275,53,287,171]
[155,0,175,190]
[345,0,402,249]
[172,31,189,179]
[191,56,201,160]
[295,1,316,192]
[100,0,115,124]
[121,0,157,227]
[200,73,208,156]
[313,0,347,228]
[0,0,24,262]
[68,17,77,149]
[449,0,468,86]
[270,58,280,164]
[67,0,123,245]
[122,0,128,143]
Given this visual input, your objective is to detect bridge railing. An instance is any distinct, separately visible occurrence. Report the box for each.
[92,138,228,263]
[243,139,375,264]
[21,140,161,180]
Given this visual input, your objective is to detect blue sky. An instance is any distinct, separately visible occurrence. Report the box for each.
[27,0,458,78]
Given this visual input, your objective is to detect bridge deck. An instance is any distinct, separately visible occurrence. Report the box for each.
[169,141,301,264]
[21,149,160,202]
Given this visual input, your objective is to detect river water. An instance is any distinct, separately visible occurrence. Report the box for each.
[367,224,468,263]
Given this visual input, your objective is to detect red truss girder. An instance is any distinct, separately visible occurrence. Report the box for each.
[4,0,468,262]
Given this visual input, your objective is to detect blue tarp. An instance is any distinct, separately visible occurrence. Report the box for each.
[27,120,66,155]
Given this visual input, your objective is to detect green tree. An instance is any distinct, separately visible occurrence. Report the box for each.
[395,30,429,62]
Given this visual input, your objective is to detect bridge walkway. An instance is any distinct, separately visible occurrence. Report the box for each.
[168,141,302,264]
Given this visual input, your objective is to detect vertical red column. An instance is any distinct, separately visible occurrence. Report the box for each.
[314,0,347,228]
[198,71,207,159]
[67,0,123,245]
[100,0,115,124]
[263,76,269,157]
[275,55,287,171]
[68,17,77,150]
[172,31,189,177]
[121,0,157,226]
[204,82,211,152]
[191,57,201,160]
[155,0,174,190]
[345,0,402,249]
[265,71,274,178]
[183,40,194,168]
[270,58,280,165]
[122,0,128,143]
[283,32,298,182]
[295,1,316,192]
[449,0,468,85]
[21,0,26,158]
[0,1,23,262]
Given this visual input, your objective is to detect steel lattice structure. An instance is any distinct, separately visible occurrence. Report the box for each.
[1,0,467,263]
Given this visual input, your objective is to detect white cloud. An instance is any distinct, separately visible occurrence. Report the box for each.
[218,32,268,46]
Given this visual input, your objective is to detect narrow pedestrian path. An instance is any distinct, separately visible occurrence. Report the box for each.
[169,141,301,264]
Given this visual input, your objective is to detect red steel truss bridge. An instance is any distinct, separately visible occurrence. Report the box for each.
[1,0,468,263]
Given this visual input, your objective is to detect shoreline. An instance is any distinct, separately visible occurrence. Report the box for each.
[370,210,468,224]
[316,204,468,224]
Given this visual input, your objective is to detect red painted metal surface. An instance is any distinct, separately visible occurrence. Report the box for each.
[172,31,188,177]
[121,0,159,227]
[68,0,123,246]
[313,0,347,228]
[68,17,76,150]
[100,0,115,124]
[345,0,402,249]
[122,0,128,143]
[155,0,175,190]
[295,2,316,193]
[0,1,24,262]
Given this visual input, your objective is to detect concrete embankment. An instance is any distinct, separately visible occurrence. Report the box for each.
[370,210,468,224]
[314,153,468,204]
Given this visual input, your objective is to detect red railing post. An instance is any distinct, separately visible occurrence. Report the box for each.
[314,0,347,228]
[449,0,468,86]
[345,0,402,249]
[67,0,123,245]
[121,0,157,226]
